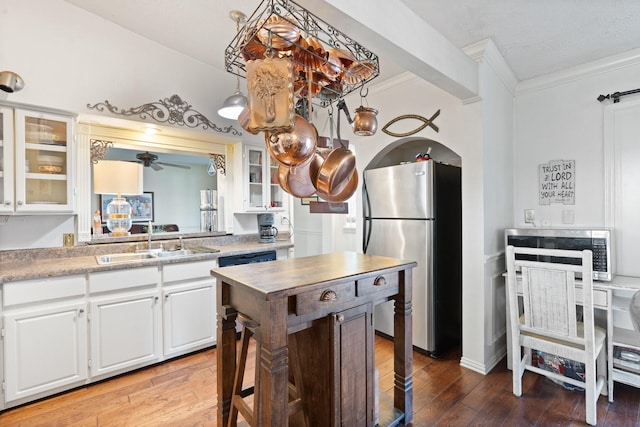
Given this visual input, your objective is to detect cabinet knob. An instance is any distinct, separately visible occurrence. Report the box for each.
[17,200,23,205]
[78,309,84,314]
[336,314,345,323]
[3,200,10,206]
[320,290,337,302]
[374,276,387,286]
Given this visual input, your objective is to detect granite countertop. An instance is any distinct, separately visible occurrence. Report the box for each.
[0,235,293,283]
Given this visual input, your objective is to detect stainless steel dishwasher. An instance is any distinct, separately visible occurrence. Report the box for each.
[217,250,277,267]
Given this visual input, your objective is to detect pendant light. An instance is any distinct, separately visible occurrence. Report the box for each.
[218,10,248,120]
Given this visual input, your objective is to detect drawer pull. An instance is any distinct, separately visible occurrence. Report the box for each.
[336,314,345,323]
[374,276,387,287]
[320,290,337,302]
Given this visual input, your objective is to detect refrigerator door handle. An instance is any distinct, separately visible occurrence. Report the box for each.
[362,179,372,253]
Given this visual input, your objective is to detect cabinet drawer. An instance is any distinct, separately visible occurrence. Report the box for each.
[4,275,86,307]
[574,287,609,309]
[163,260,216,283]
[294,281,356,316]
[89,266,160,293]
[356,272,399,297]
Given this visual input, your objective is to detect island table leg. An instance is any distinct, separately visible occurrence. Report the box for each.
[394,268,413,424]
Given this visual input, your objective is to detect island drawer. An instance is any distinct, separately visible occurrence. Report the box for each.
[293,281,356,316]
[356,272,399,297]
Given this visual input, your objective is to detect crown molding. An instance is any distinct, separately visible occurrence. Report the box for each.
[464,38,518,96]
[516,47,640,96]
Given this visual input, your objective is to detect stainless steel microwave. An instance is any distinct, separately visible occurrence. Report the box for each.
[504,228,613,281]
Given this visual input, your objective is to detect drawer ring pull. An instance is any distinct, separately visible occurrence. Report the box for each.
[374,276,387,286]
[320,290,337,302]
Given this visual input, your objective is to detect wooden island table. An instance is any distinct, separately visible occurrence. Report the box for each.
[211,251,417,427]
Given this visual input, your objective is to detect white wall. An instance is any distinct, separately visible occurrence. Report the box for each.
[514,50,640,228]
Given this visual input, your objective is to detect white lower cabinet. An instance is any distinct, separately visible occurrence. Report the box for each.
[88,267,162,379]
[89,290,162,377]
[1,275,87,407]
[162,260,217,357]
[0,251,280,410]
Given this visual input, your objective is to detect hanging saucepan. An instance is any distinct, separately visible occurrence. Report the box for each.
[315,104,357,196]
[265,114,317,167]
[278,149,324,198]
[316,168,358,203]
[315,146,355,195]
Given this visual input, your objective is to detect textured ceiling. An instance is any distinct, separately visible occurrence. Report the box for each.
[62,0,640,83]
[401,0,640,80]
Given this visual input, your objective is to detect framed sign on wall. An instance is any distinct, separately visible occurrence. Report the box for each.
[539,159,575,205]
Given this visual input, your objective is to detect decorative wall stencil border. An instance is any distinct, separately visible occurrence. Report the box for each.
[381,110,440,137]
[90,139,114,164]
[87,94,242,136]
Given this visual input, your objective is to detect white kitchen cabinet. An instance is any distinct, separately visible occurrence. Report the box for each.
[162,260,217,357]
[0,103,76,214]
[0,106,15,212]
[88,267,162,379]
[2,275,87,406]
[234,143,288,213]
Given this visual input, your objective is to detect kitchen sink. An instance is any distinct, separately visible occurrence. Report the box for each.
[96,249,198,264]
[96,252,158,264]
[155,249,194,258]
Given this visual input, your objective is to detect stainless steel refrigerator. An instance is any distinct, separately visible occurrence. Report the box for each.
[363,160,461,355]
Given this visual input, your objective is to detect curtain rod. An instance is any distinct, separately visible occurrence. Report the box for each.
[597,88,640,103]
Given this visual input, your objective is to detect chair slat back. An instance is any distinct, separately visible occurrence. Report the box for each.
[506,246,595,348]
[521,266,577,338]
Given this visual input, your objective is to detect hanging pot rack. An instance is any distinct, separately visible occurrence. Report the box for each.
[223,0,380,108]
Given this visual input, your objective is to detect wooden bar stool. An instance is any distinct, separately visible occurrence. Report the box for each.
[228,315,309,427]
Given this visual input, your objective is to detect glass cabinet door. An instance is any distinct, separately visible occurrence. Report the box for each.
[14,109,74,212]
[0,107,15,212]
[268,155,285,209]
[246,146,265,210]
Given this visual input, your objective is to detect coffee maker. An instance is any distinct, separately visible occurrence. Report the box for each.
[257,213,278,243]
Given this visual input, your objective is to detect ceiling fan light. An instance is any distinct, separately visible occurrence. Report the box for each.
[218,90,247,120]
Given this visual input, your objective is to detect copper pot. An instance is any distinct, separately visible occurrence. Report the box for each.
[315,147,356,196]
[278,150,324,197]
[237,106,259,135]
[353,106,378,136]
[265,114,318,167]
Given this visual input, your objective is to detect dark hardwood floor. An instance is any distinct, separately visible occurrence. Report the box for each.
[1,335,639,426]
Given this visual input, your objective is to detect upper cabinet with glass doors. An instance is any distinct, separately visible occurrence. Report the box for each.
[234,143,287,213]
[0,103,76,214]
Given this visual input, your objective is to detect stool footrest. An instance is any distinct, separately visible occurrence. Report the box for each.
[239,386,255,399]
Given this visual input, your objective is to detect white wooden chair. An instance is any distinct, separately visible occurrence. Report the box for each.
[506,246,607,426]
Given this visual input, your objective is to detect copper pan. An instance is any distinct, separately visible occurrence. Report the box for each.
[265,114,317,167]
[278,150,324,198]
[316,168,358,202]
[315,146,356,195]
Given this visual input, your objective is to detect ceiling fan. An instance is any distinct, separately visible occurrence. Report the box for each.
[134,151,191,171]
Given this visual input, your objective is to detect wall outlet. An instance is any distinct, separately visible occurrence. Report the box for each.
[63,233,74,247]
[524,209,535,224]
[562,210,574,224]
